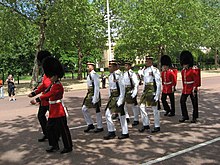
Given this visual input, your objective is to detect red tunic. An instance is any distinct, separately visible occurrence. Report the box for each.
[161,69,176,94]
[40,81,65,118]
[35,75,51,106]
[181,68,199,94]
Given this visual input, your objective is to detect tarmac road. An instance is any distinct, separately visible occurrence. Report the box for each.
[0,76,220,165]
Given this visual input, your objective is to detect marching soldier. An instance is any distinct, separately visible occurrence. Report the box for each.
[179,51,200,123]
[103,60,129,140]
[123,61,140,126]
[82,62,103,133]
[139,56,161,133]
[160,55,177,117]
[30,57,73,154]
[28,50,51,142]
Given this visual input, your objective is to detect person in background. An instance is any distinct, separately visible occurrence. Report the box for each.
[138,67,144,85]
[81,62,103,133]
[0,79,4,99]
[179,50,200,123]
[30,57,73,154]
[6,74,16,101]
[100,68,106,89]
[28,50,51,142]
[160,55,177,117]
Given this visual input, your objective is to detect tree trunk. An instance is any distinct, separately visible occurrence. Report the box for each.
[77,47,83,80]
[214,49,219,70]
[158,45,166,70]
[30,19,46,88]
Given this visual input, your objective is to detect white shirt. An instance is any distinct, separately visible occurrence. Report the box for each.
[87,70,100,103]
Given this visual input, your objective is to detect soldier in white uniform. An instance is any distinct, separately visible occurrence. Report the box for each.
[103,60,129,140]
[139,56,161,133]
[123,61,140,126]
[82,62,103,133]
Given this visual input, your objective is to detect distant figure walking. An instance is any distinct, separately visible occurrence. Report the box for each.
[0,79,4,99]
[6,74,16,101]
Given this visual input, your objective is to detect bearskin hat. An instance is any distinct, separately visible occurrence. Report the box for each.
[180,50,194,67]
[37,50,52,63]
[161,55,172,67]
[42,56,64,78]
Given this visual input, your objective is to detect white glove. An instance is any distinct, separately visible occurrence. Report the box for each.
[131,93,136,98]
[92,96,97,105]
[117,100,122,107]
[154,95,159,102]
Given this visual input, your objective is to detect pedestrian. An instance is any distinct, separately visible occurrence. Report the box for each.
[82,62,103,133]
[179,50,200,123]
[160,55,177,117]
[6,74,16,101]
[139,56,161,133]
[100,68,106,89]
[0,79,4,99]
[30,56,73,154]
[28,50,51,142]
[138,67,144,85]
[123,60,140,126]
[103,60,129,140]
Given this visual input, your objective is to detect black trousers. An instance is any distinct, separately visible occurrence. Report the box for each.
[161,92,175,114]
[38,105,49,136]
[180,92,198,119]
[47,116,73,149]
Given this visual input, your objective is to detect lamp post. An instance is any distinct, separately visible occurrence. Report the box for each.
[107,0,112,61]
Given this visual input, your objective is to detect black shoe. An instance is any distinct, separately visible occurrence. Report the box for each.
[84,124,95,133]
[112,113,119,120]
[60,148,72,154]
[179,118,189,123]
[103,132,116,140]
[46,146,59,153]
[118,133,129,139]
[151,127,160,133]
[126,118,130,123]
[164,111,169,116]
[168,113,175,117]
[38,135,48,142]
[191,118,197,123]
[132,121,139,126]
[138,125,150,132]
[94,128,104,133]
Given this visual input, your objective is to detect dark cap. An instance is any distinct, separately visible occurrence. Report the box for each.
[42,57,64,78]
[161,55,172,66]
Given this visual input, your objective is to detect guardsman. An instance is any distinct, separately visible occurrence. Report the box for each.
[139,56,161,133]
[123,61,140,126]
[103,60,129,140]
[30,57,73,154]
[160,55,177,117]
[179,51,200,123]
[82,62,103,133]
[28,50,51,142]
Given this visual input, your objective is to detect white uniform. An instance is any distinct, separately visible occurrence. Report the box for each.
[123,69,140,122]
[105,70,128,135]
[140,65,161,128]
[82,70,103,129]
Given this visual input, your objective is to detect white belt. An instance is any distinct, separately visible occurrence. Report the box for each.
[163,82,172,85]
[184,81,194,84]
[49,99,62,104]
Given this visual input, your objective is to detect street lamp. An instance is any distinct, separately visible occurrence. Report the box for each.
[106,0,112,61]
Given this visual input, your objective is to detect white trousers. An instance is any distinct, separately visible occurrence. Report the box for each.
[140,104,160,128]
[124,102,140,121]
[82,105,103,128]
[105,108,128,134]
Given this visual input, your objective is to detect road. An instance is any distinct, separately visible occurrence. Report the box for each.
[0,76,220,165]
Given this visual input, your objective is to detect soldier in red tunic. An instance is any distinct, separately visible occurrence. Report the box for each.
[31,57,73,154]
[160,55,177,117]
[179,51,199,123]
[28,51,51,142]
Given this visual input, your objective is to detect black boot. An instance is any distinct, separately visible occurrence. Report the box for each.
[60,148,72,154]
[191,118,197,123]
[46,146,59,153]
[94,128,104,133]
[118,133,129,139]
[132,121,139,126]
[164,111,169,116]
[38,135,48,142]
[103,132,116,140]
[168,113,175,117]
[84,124,95,133]
[138,125,150,132]
[179,117,189,123]
[151,127,160,133]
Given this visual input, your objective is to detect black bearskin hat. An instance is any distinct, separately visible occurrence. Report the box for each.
[42,57,64,78]
[180,50,194,67]
[161,55,172,67]
[37,50,52,66]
